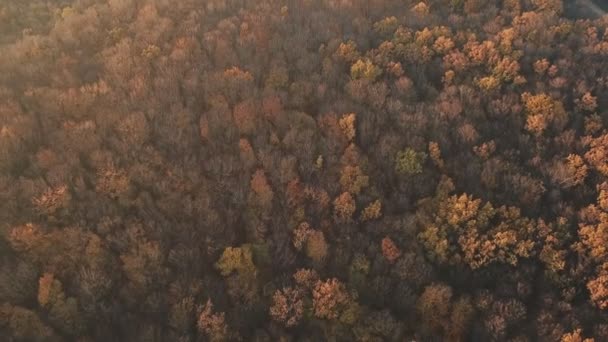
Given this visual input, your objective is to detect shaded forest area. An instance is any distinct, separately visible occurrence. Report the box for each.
[1,0,608,341]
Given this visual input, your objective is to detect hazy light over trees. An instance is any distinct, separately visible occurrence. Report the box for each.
[1,0,608,340]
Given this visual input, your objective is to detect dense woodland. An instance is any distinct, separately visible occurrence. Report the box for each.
[2,0,608,340]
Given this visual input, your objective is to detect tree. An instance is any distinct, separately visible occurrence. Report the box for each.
[250,169,274,209]
[293,268,320,289]
[269,287,305,327]
[37,273,84,336]
[428,142,444,169]
[168,296,195,335]
[312,278,351,320]
[197,300,228,342]
[334,192,356,223]
[96,164,130,198]
[584,114,603,136]
[373,17,399,37]
[588,271,608,309]
[0,260,38,305]
[417,283,453,334]
[292,222,312,251]
[418,181,536,269]
[561,329,594,342]
[339,113,357,142]
[221,66,254,104]
[549,154,588,188]
[350,60,381,81]
[306,230,329,263]
[578,92,598,112]
[531,0,563,13]
[335,40,360,63]
[233,99,258,134]
[585,134,608,177]
[215,245,256,277]
[381,237,401,263]
[238,138,256,169]
[116,111,149,149]
[360,200,382,221]
[0,303,55,340]
[32,185,70,216]
[395,148,427,176]
[265,65,289,90]
[521,92,567,136]
[449,297,474,341]
[339,165,369,195]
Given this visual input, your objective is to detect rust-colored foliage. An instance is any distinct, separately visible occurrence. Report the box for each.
[269,287,305,327]
[521,92,567,136]
[4,0,608,340]
[96,165,130,197]
[334,192,356,223]
[250,169,274,207]
[360,200,382,221]
[238,138,256,167]
[306,230,328,263]
[417,283,453,332]
[418,180,536,269]
[32,185,71,215]
[381,237,401,263]
[584,134,608,177]
[293,268,320,289]
[37,273,56,308]
[292,222,312,251]
[197,300,228,341]
[561,329,595,342]
[233,99,258,134]
[312,278,350,320]
[339,113,356,142]
[339,165,369,195]
[428,141,444,169]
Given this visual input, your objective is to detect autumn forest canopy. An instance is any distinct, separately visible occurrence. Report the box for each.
[2,0,608,341]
